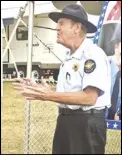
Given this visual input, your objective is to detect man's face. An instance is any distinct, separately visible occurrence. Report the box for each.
[56,18,76,47]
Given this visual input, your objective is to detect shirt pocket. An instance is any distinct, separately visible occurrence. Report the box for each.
[64,69,83,91]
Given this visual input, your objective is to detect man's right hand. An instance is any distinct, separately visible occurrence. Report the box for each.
[12,77,39,88]
[12,76,56,100]
[12,76,55,92]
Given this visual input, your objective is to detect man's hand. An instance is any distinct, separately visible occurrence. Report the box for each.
[12,77,53,100]
[17,86,50,101]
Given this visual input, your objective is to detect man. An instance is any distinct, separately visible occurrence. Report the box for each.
[107,24,121,120]
[13,4,111,154]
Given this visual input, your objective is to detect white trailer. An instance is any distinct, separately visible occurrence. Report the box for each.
[2,14,67,80]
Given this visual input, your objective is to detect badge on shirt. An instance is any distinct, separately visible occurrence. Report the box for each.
[84,59,96,73]
[72,63,79,72]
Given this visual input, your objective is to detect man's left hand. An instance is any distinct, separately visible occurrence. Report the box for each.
[14,83,51,101]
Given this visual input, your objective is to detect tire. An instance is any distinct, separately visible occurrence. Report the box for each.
[32,66,42,80]
[18,66,26,78]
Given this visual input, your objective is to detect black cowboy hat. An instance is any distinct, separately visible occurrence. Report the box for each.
[48,4,97,33]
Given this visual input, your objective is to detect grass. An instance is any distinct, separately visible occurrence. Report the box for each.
[1,81,57,154]
[1,82,25,154]
[1,82,121,154]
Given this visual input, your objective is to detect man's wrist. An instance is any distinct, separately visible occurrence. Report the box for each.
[44,90,55,101]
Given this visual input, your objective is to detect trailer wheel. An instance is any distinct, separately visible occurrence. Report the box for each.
[32,67,42,79]
[18,66,26,78]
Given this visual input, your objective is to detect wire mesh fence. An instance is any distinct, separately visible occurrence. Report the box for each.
[25,101,58,154]
[105,129,121,154]
[1,82,121,154]
[25,101,121,154]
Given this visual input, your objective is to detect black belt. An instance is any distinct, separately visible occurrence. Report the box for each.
[59,108,105,115]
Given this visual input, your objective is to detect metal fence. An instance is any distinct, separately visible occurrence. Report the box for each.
[24,101,58,154]
[105,129,121,154]
[24,101,121,154]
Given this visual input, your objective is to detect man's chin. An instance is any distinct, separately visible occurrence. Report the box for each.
[57,40,61,44]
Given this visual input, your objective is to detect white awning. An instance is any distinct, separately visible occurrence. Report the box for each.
[1,1,59,19]
[1,1,99,28]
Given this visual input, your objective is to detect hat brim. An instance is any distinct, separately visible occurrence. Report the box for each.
[48,12,97,33]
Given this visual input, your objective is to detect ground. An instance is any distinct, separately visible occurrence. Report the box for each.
[1,82,121,154]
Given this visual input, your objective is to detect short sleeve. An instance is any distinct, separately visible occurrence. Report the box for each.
[82,52,111,95]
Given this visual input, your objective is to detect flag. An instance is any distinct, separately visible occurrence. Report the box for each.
[93,1,121,56]
[107,1,121,21]
[106,120,121,130]
[96,2,121,129]
[93,1,109,44]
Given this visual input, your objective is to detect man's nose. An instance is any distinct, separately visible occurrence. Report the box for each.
[56,28,60,32]
[56,24,60,31]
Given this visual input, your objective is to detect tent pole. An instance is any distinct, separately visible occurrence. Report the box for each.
[24,1,34,154]
[1,19,4,97]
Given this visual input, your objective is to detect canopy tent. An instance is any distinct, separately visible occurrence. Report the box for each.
[1,1,59,18]
[1,1,100,26]
[1,1,100,46]
[1,1,60,26]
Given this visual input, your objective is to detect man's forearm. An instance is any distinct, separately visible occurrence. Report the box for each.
[45,91,97,106]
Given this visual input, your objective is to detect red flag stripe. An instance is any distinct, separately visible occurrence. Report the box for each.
[107,1,121,20]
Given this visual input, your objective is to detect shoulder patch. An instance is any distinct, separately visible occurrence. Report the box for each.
[84,59,96,73]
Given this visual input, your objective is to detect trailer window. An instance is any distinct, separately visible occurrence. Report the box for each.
[16,25,28,40]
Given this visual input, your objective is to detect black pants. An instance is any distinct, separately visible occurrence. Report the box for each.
[52,110,107,154]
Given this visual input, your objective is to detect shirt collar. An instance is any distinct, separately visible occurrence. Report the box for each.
[66,38,91,60]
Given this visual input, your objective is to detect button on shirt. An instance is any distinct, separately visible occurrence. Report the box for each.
[56,39,111,111]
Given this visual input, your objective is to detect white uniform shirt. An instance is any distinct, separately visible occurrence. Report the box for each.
[56,38,111,111]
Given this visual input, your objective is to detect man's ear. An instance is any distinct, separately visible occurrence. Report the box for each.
[74,23,81,34]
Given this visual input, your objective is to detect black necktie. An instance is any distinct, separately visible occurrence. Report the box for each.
[108,70,121,120]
